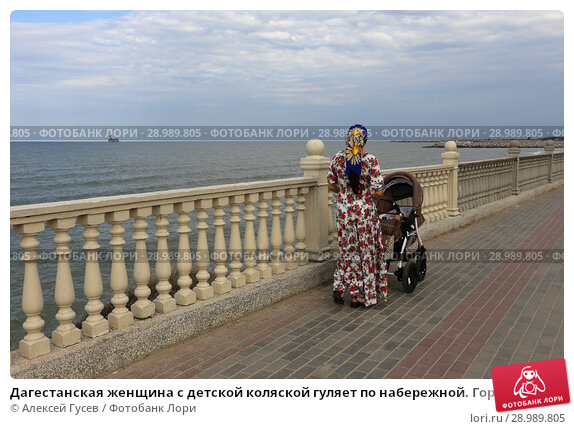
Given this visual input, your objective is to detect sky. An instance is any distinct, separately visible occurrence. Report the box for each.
[10,9,564,126]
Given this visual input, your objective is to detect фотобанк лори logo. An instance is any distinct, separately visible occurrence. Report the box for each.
[491,358,570,412]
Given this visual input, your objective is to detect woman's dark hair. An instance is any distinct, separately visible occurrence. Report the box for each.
[348,170,362,195]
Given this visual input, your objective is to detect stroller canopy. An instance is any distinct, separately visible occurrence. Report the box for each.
[375,171,424,215]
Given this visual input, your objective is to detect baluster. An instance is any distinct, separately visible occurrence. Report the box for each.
[228,195,246,287]
[79,214,109,338]
[106,210,133,329]
[195,200,214,299]
[212,197,231,294]
[14,222,51,358]
[283,189,297,270]
[437,173,444,220]
[256,192,272,278]
[242,194,260,283]
[419,174,428,220]
[48,218,81,348]
[175,202,196,305]
[442,173,448,219]
[432,172,440,222]
[152,205,176,313]
[430,171,440,222]
[295,188,308,265]
[270,190,285,275]
[130,208,154,318]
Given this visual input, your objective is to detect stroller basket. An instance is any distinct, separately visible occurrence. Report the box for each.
[379,216,401,238]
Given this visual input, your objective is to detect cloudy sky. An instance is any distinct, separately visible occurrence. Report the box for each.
[10,10,564,126]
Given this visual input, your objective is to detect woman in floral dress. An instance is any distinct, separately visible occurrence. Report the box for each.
[327,124,388,307]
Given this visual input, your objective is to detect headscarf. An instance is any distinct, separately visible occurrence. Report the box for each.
[344,124,368,177]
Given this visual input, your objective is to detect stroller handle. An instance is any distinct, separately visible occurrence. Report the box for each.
[380,196,401,215]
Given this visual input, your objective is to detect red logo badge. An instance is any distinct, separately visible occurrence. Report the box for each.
[491,359,570,411]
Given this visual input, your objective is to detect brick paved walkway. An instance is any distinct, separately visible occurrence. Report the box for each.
[105,188,563,379]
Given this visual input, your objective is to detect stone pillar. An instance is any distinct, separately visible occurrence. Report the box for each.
[300,139,331,261]
[195,199,214,300]
[175,202,196,305]
[130,207,155,319]
[508,140,521,195]
[544,141,554,183]
[295,188,308,265]
[79,214,109,338]
[283,188,297,270]
[242,194,260,282]
[14,222,51,358]
[106,210,134,329]
[212,197,231,294]
[48,217,81,348]
[256,192,272,279]
[270,190,285,274]
[152,205,177,313]
[228,195,246,287]
[441,140,460,216]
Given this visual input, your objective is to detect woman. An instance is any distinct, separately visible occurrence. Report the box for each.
[327,124,388,307]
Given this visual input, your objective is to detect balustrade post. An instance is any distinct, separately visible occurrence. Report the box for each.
[441,140,460,216]
[48,218,81,348]
[228,195,246,287]
[130,207,155,318]
[508,140,521,195]
[106,210,133,329]
[256,192,272,279]
[14,222,51,358]
[544,141,554,183]
[283,189,297,270]
[328,192,335,250]
[195,199,214,299]
[300,139,331,261]
[212,197,231,294]
[175,202,196,305]
[295,187,309,265]
[152,205,176,313]
[79,214,109,338]
[243,194,260,283]
[270,190,285,275]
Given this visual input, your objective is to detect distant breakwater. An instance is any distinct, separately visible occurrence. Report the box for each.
[424,139,564,149]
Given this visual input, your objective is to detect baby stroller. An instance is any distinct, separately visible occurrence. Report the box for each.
[375,171,427,293]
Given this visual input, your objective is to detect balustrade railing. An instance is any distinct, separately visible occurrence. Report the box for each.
[552,152,564,182]
[11,177,313,358]
[458,158,514,212]
[518,154,553,192]
[10,139,563,361]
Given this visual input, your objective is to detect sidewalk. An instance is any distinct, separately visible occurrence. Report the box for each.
[105,187,563,379]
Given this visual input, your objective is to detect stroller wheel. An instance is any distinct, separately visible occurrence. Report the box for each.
[402,261,418,293]
[417,250,427,282]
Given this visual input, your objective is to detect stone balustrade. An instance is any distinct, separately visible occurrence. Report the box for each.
[457,158,514,212]
[457,142,561,213]
[11,176,315,359]
[10,139,564,361]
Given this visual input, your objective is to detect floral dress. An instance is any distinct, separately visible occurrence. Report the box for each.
[327,151,388,306]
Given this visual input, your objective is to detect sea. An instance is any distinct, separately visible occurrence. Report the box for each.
[8,140,552,348]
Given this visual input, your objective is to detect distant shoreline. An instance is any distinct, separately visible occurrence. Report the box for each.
[423,138,564,149]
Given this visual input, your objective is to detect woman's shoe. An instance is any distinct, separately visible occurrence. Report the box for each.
[333,291,344,305]
[350,299,364,308]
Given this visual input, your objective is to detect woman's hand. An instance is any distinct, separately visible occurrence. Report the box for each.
[372,189,383,199]
[328,184,340,194]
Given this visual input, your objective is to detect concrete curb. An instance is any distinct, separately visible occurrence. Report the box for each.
[10,260,336,378]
